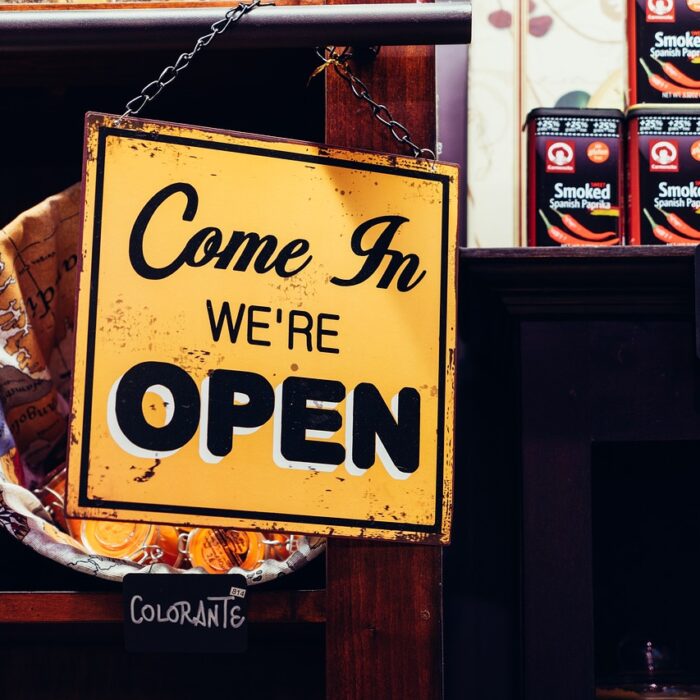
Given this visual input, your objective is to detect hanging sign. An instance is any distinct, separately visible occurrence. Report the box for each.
[66,113,458,544]
[123,573,248,653]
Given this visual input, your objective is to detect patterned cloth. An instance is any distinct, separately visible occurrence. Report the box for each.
[0,183,80,489]
[0,186,324,583]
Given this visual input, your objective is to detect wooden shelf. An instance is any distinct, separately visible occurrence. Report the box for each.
[461,245,696,260]
[0,589,326,624]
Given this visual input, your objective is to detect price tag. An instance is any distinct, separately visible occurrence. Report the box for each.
[123,573,248,653]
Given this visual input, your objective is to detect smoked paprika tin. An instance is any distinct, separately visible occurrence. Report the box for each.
[628,0,700,105]
[628,105,700,244]
[527,109,625,247]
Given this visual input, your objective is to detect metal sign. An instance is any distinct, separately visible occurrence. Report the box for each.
[66,112,458,544]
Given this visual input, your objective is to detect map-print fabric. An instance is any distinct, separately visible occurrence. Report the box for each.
[0,184,80,489]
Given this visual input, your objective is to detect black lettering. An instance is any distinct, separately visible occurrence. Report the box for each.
[330,215,425,292]
[26,287,55,319]
[186,227,223,267]
[351,384,420,474]
[317,313,340,354]
[247,306,271,347]
[214,231,277,273]
[288,311,313,351]
[129,183,199,280]
[130,184,313,281]
[38,287,55,318]
[207,370,275,457]
[211,232,312,277]
[281,377,345,465]
[63,254,78,273]
[277,239,312,276]
[115,362,199,451]
[206,300,245,343]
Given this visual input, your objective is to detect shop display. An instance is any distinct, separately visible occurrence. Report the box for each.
[33,465,307,574]
[627,105,700,244]
[0,185,324,583]
[527,108,624,247]
[523,2,700,248]
[628,0,700,105]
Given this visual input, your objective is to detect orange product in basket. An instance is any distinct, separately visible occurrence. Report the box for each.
[35,468,69,531]
[263,532,292,561]
[64,516,184,565]
[187,529,265,573]
[153,526,186,567]
[74,520,158,562]
[35,466,189,567]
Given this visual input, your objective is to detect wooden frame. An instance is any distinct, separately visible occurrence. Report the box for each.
[325,12,442,697]
[456,246,696,700]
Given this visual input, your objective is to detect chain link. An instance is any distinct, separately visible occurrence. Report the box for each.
[117,0,266,123]
[115,6,435,163]
[314,47,436,162]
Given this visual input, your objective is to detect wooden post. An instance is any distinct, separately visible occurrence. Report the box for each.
[326,541,443,699]
[324,7,444,698]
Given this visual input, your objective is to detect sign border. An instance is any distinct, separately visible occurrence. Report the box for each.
[77,121,453,538]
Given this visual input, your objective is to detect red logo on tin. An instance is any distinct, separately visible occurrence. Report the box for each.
[646,0,675,22]
[546,141,576,173]
[649,139,679,172]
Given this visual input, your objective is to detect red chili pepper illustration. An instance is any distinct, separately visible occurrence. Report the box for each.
[553,210,617,241]
[644,209,696,244]
[539,210,619,246]
[651,56,700,89]
[655,206,700,239]
[640,59,700,98]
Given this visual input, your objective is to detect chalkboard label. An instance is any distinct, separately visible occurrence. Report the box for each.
[123,573,248,653]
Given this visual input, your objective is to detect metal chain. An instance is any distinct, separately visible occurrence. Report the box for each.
[115,7,435,163]
[117,0,267,123]
[314,46,436,162]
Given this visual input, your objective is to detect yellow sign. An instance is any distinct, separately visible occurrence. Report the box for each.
[66,113,458,544]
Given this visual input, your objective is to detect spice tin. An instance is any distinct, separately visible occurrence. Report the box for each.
[628,0,700,105]
[186,529,266,573]
[627,105,700,244]
[527,108,625,247]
